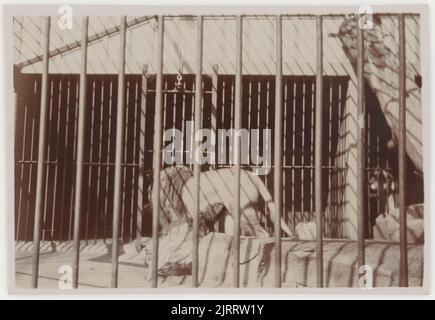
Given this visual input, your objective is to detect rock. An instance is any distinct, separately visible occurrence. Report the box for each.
[407,203,424,219]
[138,235,423,287]
[144,221,193,280]
[295,221,316,240]
[373,205,424,244]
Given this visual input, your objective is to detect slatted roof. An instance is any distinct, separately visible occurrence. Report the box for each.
[14,15,420,78]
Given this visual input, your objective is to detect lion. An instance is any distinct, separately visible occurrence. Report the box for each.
[144,166,293,238]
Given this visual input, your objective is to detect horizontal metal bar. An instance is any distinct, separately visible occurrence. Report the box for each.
[162,13,419,19]
[15,160,141,166]
[15,161,353,172]
[146,89,213,94]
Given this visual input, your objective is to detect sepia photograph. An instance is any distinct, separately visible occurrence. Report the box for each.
[6,4,428,292]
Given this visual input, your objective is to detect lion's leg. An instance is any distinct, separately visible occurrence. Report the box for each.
[241,207,269,237]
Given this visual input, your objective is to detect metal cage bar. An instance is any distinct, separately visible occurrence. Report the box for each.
[151,15,165,288]
[192,15,204,288]
[398,13,409,287]
[356,15,366,269]
[273,14,283,288]
[111,16,127,288]
[136,64,148,249]
[232,15,243,288]
[72,16,89,289]
[18,13,417,290]
[315,15,324,288]
[31,16,50,289]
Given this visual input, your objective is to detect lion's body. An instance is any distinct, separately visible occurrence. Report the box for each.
[181,167,293,237]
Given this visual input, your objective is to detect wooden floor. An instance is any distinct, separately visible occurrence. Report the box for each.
[15,248,190,289]
[15,238,424,289]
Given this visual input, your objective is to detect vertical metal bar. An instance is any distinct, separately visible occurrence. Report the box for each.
[50,80,63,240]
[151,15,165,288]
[398,13,408,287]
[85,81,96,244]
[273,14,283,288]
[283,80,288,231]
[69,83,80,241]
[211,64,219,169]
[136,65,148,249]
[233,15,243,288]
[42,80,54,242]
[15,72,24,240]
[163,78,169,168]
[181,80,186,163]
[356,15,366,269]
[111,16,127,288]
[291,81,296,227]
[103,81,114,244]
[94,80,104,243]
[315,15,324,288]
[265,81,271,232]
[221,80,226,160]
[31,16,50,289]
[192,15,203,288]
[310,81,315,222]
[72,16,88,288]
[328,80,333,235]
[120,81,129,242]
[130,81,140,243]
[57,80,68,241]
[26,81,38,242]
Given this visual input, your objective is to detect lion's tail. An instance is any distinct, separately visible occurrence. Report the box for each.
[249,172,294,237]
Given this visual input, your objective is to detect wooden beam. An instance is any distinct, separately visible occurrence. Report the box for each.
[17,16,156,70]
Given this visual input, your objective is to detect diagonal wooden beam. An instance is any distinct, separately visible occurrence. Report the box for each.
[16,16,156,70]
